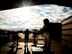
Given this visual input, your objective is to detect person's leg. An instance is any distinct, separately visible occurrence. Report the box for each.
[25,38,26,46]
[27,38,29,46]
[45,38,47,47]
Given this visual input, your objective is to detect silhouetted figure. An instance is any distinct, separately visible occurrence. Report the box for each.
[24,29,31,46]
[8,32,22,54]
[24,46,26,54]
[24,45,30,54]
[35,18,51,54]
[12,34,18,45]
[32,32,37,46]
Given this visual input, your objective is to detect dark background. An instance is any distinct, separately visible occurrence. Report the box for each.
[0,0,72,11]
[49,23,62,41]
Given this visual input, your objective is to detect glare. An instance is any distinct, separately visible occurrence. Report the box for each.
[15,0,32,8]
[0,4,72,30]
[0,6,43,30]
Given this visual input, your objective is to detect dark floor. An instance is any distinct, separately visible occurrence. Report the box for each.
[0,42,33,54]
[0,41,71,54]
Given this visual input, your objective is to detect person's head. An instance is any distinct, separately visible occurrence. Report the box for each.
[43,18,49,25]
[26,29,28,31]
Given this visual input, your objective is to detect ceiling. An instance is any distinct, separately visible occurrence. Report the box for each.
[0,4,72,31]
[0,0,72,31]
[0,0,72,10]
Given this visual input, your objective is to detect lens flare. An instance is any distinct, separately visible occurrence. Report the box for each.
[15,0,32,8]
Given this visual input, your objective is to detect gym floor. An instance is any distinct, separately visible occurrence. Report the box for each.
[0,41,67,54]
[0,42,33,54]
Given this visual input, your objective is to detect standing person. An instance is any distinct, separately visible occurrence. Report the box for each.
[33,32,37,46]
[35,18,51,54]
[24,29,31,47]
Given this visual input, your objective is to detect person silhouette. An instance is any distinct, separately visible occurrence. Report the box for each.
[32,32,37,46]
[35,18,51,54]
[24,46,30,54]
[24,29,31,47]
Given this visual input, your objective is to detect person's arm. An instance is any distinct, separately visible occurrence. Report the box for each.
[36,26,47,35]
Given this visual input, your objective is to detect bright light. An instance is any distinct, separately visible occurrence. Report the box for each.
[0,4,72,31]
[15,0,32,8]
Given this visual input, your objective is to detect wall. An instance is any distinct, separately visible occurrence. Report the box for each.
[62,15,72,48]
